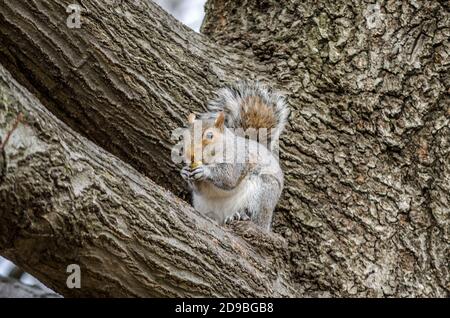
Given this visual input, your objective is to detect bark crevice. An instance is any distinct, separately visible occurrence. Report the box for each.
[0,0,448,297]
[0,64,296,297]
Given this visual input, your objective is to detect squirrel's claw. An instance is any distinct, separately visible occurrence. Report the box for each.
[224,213,238,224]
[180,166,191,181]
[190,166,208,181]
[181,165,208,182]
[224,211,251,224]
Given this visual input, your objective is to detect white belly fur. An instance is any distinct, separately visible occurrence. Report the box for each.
[192,176,259,224]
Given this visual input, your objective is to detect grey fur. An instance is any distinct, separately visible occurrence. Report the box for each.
[182,82,288,231]
[206,81,289,151]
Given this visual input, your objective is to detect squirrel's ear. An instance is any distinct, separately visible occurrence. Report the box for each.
[188,113,196,124]
[214,112,225,129]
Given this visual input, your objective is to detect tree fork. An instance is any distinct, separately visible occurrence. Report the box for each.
[0,0,448,297]
[0,65,296,297]
[0,0,264,197]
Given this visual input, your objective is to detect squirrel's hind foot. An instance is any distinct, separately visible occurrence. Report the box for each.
[224,211,250,224]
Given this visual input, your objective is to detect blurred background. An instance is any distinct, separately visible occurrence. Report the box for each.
[154,0,206,32]
[0,0,206,294]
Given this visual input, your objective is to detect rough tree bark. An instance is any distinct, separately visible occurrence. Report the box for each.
[0,0,264,198]
[0,65,293,297]
[201,0,450,297]
[0,0,448,297]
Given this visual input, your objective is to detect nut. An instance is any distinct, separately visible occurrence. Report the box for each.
[190,161,203,169]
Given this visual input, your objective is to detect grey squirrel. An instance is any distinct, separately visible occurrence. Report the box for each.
[180,82,289,231]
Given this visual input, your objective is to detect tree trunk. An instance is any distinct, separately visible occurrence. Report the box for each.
[202,0,450,297]
[0,0,448,297]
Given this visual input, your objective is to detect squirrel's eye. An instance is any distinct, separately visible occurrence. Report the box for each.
[206,131,214,139]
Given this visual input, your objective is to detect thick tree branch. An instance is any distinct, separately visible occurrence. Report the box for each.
[0,0,448,297]
[0,65,295,297]
[0,0,264,197]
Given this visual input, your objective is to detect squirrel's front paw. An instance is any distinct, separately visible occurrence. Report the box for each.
[190,165,208,181]
[180,166,191,181]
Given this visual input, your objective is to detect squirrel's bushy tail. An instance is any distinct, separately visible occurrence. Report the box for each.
[207,81,289,151]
